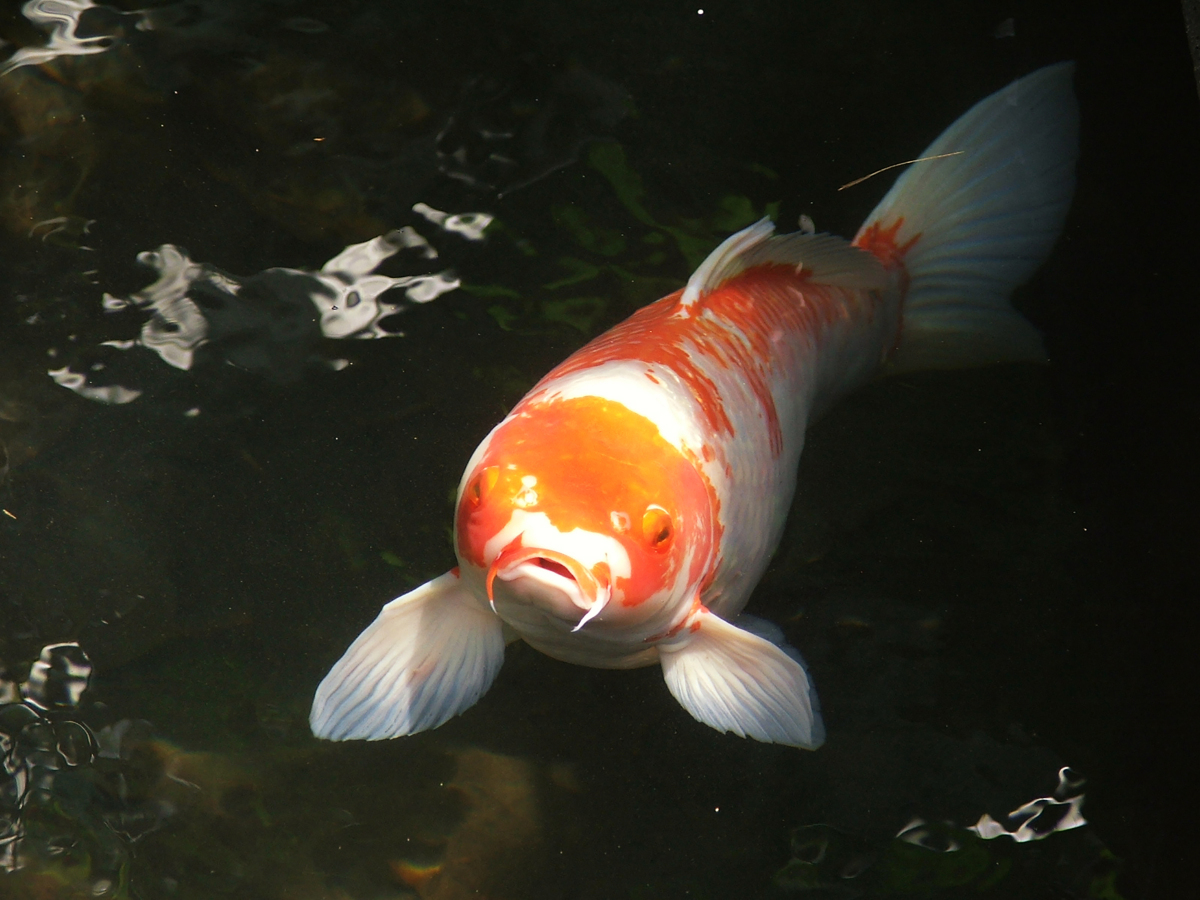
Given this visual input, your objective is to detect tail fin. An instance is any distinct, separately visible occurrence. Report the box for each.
[854,62,1079,371]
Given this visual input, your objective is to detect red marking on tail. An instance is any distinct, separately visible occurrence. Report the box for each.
[854,216,921,271]
[855,217,922,358]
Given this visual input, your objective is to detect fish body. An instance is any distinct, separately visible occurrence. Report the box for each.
[456,232,891,669]
[311,63,1079,748]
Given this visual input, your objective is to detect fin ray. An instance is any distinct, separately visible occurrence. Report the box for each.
[681,219,886,310]
[742,231,888,289]
[856,62,1079,371]
[659,609,825,749]
[310,570,505,741]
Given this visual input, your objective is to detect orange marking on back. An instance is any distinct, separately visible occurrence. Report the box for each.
[544,287,734,440]
[540,264,870,457]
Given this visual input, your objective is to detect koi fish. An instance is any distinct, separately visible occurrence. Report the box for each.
[311,63,1078,748]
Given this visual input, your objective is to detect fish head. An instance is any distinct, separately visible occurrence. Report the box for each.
[454,395,717,636]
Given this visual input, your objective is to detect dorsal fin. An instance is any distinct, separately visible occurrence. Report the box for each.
[679,218,775,309]
[679,218,888,311]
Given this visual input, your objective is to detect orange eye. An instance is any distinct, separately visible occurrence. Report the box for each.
[641,506,673,551]
[467,465,500,508]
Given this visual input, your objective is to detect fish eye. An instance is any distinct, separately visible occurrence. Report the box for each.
[641,505,673,551]
[467,465,500,507]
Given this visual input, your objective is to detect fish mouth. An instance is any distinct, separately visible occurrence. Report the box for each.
[486,545,612,632]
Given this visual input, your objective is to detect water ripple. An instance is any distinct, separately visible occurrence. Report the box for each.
[1,644,174,883]
[49,217,483,405]
[1,1,123,76]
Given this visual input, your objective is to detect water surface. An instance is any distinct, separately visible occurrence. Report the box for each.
[1,1,1196,897]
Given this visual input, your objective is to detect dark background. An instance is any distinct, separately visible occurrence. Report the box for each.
[0,0,1196,897]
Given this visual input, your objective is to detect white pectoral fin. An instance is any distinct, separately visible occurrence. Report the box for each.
[310,570,505,741]
[659,609,825,750]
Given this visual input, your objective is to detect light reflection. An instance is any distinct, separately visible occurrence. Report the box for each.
[1,1,124,76]
[893,767,1087,848]
[2,644,93,872]
[1,0,248,77]
[1,644,175,882]
[968,766,1087,842]
[47,367,142,404]
[2,643,555,895]
[20,643,93,710]
[50,218,479,405]
[413,202,494,241]
[775,768,1094,894]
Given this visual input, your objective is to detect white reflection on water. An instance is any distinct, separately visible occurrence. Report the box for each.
[3,0,275,77]
[413,203,494,241]
[47,367,142,405]
[1,1,121,76]
[50,219,479,405]
[1,644,171,877]
[893,766,1087,849]
[967,765,1087,842]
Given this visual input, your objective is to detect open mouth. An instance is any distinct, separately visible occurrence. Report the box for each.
[533,557,574,581]
[486,545,611,631]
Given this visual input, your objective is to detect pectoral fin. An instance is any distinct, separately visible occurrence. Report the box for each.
[659,609,825,749]
[311,570,504,741]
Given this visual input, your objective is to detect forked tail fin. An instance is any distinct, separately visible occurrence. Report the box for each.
[854,62,1079,371]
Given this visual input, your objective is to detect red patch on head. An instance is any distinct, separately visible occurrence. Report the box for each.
[456,397,717,607]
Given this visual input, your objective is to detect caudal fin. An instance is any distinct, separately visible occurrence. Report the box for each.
[855,62,1079,371]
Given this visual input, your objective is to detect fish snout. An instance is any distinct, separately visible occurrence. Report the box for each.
[486,546,612,631]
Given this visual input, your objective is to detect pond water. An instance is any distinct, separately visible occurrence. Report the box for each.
[1,1,1195,898]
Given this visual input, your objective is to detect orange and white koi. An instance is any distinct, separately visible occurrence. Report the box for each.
[311,64,1078,748]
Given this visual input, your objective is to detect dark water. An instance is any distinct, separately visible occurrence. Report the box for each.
[1,1,1196,898]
